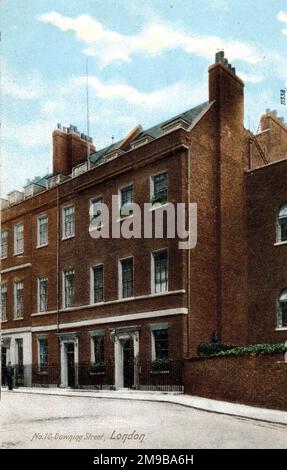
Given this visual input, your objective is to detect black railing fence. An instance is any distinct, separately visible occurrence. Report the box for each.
[1,359,183,391]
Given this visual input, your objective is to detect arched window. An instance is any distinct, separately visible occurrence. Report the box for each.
[277,289,287,328]
[277,204,287,243]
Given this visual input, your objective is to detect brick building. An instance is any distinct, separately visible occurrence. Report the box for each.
[1,51,287,390]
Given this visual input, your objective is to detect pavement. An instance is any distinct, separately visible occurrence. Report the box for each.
[1,389,287,449]
[2,386,287,426]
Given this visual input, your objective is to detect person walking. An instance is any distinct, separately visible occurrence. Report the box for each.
[5,362,14,391]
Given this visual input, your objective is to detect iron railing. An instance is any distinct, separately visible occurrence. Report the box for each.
[1,359,183,391]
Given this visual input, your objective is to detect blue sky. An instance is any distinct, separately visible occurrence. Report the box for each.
[2,0,287,196]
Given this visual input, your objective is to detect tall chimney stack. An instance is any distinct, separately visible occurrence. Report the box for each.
[208,51,248,347]
[52,125,96,175]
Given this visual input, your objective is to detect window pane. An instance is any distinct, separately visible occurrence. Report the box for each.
[120,185,133,216]
[64,206,75,237]
[14,224,24,254]
[153,173,167,203]
[154,329,168,359]
[38,277,48,312]
[1,230,8,258]
[39,338,48,372]
[93,336,105,363]
[93,266,103,303]
[153,250,168,293]
[38,216,48,246]
[14,281,24,318]
[280,218,287,242]
[0,285,7,321]
[64,270,74,307]
[280,301,287,327]
[121,258,133,298]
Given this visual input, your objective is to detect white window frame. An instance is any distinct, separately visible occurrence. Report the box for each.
[151,248,169,294]
[119,183,134,219]
[1,229,8,259]
[63,269,75,308]
[37,214,48,248]
[150,323,169,361]
[118,256,134,300]
[276,204,287,244]
[14,280,24,319]
[0,283,7,321]
[37,335,48,373]
[13,223,24,255]
[90,330,105,365]
[62,205,75,240]
[277,289,287,329]
[37,276,48,313]
[89,195,104,229]
[150,171,168,207]
[90,264,104,304]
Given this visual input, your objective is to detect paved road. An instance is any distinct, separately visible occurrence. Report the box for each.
[0,391,287,449]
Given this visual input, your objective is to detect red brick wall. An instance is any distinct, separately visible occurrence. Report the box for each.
[52,130,95,176]
[246,159,287,344]
[184,352,287,410]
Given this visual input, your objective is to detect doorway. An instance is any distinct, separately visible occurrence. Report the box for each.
[114,329,139,389]
[123,338,134,388]
[15,338,24,386]
[1,347,7,385]
[66,343,75,388]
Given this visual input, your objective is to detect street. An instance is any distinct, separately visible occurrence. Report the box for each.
[0,391,287,449]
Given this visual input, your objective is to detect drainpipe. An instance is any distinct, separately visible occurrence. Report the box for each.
[56,185,60,386]
[182,144,191,357]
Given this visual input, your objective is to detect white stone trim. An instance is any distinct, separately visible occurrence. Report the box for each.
[274,241,287,247]
[1,263,32,274]
[2,307,187,335]
[29,289,186,316]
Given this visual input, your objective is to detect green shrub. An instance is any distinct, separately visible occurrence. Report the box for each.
[151,358,170,371]
[90,362,105,373]
[197,341,235,357]
[213,343,287,357]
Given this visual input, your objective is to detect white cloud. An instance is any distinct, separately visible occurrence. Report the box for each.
[38,11,262,66]
[277,10,287,35]
[73,74,207,115]
[2,67,44,100]
[277,10,287,23]
[238,72,264,83]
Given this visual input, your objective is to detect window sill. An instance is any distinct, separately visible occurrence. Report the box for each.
[61,235,75,241]
[37,371,48,375]
[36,243,48,249]
[150,370,170,375]
[1,319,8,323]
[13,252,24,256]
[275,327,287,331]
[89,371,106,376]
[149,202,170,212]
[274,241,287,246]
[14,317,24,321]
[1,256,8,260]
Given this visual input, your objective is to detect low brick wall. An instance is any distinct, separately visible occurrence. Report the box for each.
[184,352,287,411]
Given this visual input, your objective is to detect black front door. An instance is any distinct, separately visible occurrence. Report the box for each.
[123,338,134,388]
[15,339,24,386]
[1,347,7,385]
[66,343,75,388]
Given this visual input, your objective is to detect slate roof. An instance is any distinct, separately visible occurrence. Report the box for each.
[90,101,210,165]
